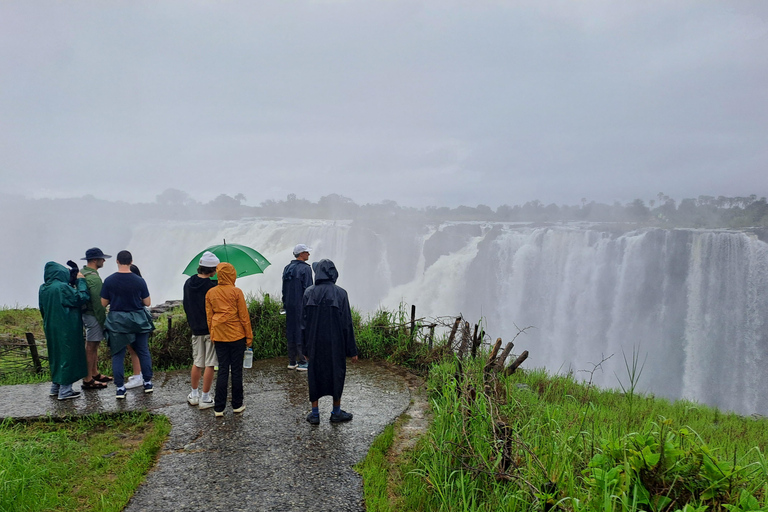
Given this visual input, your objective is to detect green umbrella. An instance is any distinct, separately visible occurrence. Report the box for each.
[182,241,271,279]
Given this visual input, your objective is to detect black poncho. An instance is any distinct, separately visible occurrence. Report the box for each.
[302,259,358,402]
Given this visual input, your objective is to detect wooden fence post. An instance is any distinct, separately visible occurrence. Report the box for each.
[428,324,436,349]
[446,317,461,347]
[25,332,43,374]
[165,317,173,351]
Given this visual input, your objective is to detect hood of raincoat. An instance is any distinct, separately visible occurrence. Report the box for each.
[44,262,70,284]
[215,262,237,286]
[311,259,338,284]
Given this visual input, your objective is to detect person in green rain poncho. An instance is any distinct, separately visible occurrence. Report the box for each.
[39,261,90,400]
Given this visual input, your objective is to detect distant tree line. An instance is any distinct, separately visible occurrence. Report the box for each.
[5,189,768,228]
[152,190,768,228]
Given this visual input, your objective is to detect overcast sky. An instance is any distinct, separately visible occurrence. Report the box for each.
[1,0,767,208]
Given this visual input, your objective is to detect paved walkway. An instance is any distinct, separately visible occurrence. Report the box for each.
[0,358,413,512]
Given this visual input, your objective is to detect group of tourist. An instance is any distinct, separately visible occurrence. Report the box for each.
[40,248,154,400]
[39,243,358,423]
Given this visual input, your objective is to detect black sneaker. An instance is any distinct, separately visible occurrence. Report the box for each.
[330,410,353,423]
[58,390,82,401]
[306,412,320,425]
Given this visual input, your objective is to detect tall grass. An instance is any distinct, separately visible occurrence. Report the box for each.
[247,292,286,359]
[392,356,768,511]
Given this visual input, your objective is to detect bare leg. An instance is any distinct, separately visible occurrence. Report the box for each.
[202,366,215,394]
[191,364,202,391]
[85,341,100,379]
[127,345,142,376]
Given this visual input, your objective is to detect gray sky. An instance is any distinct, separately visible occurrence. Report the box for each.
[2,0,767,208]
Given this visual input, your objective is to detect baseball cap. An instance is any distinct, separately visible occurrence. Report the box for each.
[293,244,312,256]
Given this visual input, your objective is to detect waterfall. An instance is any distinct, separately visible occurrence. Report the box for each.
[16,216,766,415]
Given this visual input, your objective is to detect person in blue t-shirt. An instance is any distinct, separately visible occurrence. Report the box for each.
[101,250,155,399]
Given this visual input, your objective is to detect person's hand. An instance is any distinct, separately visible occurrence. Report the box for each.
[76,272,84,279]
[351,355,358,363]
[246,339,252,348]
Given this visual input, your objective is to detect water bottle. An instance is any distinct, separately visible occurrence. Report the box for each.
[243,348,253,369]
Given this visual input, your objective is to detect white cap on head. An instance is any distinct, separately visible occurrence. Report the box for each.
[293,244,312,256]
[199,251,220,268]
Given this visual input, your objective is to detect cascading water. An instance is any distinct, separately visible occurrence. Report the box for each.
[28,217,766,416]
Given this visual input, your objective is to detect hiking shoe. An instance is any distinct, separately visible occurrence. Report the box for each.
[125,375,143,389]
[296,361,308,371]
[233,405,246,414]
[58,390,82,401]
[306,412,320,425]
[116,387,127,399]
[214,410,224,417]
[198,397,215,410]
[187,392,200,406]
[49,384,60,397]
[143,382,154,393]
[287,361,298,370]
[330,410,353,423]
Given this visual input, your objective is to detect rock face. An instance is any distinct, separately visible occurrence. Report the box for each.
[149,300,183,318]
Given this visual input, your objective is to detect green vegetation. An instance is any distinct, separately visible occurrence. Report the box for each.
[4,301,768,510]
[0,412,170,512]
[0,307,43,338]
[380,356,768,511]
[0,298,436,384]
[247,292,287,359]
[356,424,398,512]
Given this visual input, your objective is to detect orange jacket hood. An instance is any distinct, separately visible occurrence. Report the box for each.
[216,262,237,286]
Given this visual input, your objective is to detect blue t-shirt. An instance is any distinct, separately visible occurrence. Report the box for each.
[101,272,150,312]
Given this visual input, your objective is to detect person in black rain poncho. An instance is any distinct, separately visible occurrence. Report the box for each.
[302,259,358,424]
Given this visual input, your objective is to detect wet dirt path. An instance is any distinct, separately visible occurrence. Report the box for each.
[0,358,412,512]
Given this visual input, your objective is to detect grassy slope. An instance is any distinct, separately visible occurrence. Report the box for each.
[5,303,768,510]
[365,357,768,511]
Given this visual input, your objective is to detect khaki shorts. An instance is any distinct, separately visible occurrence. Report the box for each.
[82,313,104,342]
[191,335,218,368]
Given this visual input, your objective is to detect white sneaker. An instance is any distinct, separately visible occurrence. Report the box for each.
[125,375,143,390]
[198,397,214,410]
[187,392,200,406]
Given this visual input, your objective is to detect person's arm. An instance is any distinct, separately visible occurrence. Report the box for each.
[205,293,214,342]
[63,276,90,308]
[100,278,110,308]
[140,278,151,307]
[301,265,313,291]
[237,289,253,348]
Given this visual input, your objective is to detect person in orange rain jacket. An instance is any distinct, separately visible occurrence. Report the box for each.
[205,262,253,417]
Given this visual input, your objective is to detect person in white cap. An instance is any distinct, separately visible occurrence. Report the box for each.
[182,250,220,409]
[282,243,313,370]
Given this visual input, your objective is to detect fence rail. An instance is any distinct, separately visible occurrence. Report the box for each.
[0,333,47,376]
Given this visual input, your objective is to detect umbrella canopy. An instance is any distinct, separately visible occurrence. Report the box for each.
[182,242,271,279]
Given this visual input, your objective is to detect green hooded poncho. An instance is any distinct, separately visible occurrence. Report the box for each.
[39,261,89,385]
